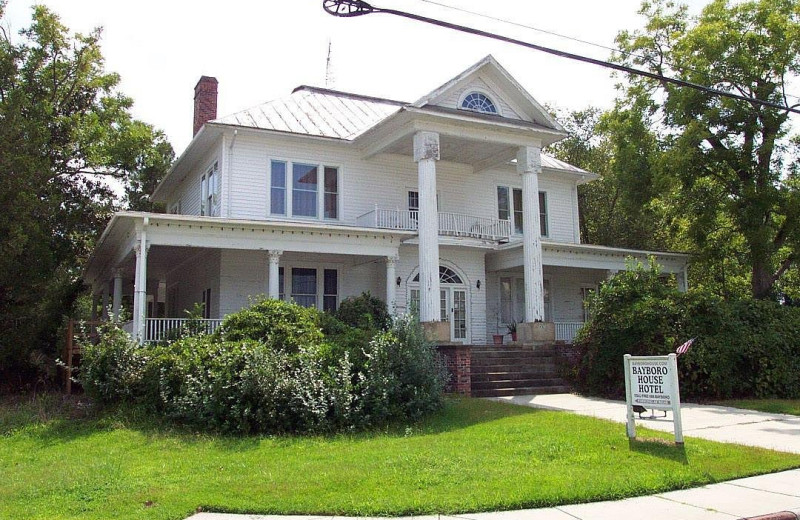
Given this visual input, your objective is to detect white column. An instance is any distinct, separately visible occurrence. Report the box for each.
[90,293,99,321]
[606,269,619,280]
[268,250,282,299]
[112,270,123,318]
[385,255,398,315]
[414,131,441,323]
[677,265,689,292]
[132,224,149,343]
[102,284,110,320]
[518,145,545,322]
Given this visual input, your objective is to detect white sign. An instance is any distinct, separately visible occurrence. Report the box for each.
[629,358,674,409]
[624,354,684,444]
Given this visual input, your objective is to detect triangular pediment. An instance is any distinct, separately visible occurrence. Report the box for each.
[412,55,564,132]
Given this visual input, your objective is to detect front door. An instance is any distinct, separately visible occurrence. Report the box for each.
[439,287,468,343]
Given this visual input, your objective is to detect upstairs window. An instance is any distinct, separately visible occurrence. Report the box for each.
[461,92,497,114]
[497,186,548,237]
[270,159,339,220]
[200,161,220,216]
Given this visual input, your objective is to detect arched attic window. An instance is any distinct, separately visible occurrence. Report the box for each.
[460,92,498,114]
[412,266,463,284]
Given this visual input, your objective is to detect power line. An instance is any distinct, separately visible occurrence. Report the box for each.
[418,0,800,104]
[321,0,800,115]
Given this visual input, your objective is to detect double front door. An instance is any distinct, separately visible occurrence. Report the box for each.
[411,286,468,343]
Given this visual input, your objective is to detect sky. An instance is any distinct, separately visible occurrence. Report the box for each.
[3,0,712,153]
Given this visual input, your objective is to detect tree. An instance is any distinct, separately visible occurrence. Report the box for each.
[612,0,800,299]
[0,2,173,388]
[548,105,674,250]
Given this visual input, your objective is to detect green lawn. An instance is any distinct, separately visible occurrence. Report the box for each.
[2,394,799,520]
[711,399,800,416]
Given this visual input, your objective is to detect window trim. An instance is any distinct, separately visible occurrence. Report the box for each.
[199,160,220,217]
[268,157,341,221]
[274,261,341,312]
[496,185,549,238]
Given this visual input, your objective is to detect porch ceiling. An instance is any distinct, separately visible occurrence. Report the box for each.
[383,134,517,169]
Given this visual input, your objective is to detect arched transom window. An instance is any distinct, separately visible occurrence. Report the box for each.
[412,266,463,284]
[460,92,498,114]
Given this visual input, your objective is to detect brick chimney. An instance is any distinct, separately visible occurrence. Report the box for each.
[193,76,218,136]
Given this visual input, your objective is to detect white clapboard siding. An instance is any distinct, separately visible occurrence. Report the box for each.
[218,250,268,317]
[167,143,222,217]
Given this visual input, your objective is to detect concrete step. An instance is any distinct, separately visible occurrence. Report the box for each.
[471,361,557,372]
[473,385,571,398]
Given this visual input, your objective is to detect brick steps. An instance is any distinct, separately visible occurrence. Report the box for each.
[468,345,569,398]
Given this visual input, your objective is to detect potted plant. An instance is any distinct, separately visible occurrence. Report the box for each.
[506,321,518,342]
[492,333,504,345]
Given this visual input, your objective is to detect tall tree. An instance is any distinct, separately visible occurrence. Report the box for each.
[548,105,673,250]
[612,0,800,299]
[0,2,173,387]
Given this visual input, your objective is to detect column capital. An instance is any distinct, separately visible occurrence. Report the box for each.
[113,268,124,279]
[413,131,440,162]
[268,249,283,262]
[516,145,542,175]
[385,255,399,266]
[133,242,150,255]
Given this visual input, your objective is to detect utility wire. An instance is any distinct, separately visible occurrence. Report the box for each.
[419,0,800,104]
[322,0,800,115]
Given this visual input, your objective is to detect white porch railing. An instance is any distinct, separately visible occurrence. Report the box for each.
[145,318,223,343]
[555,321,585,343]
[355,207,511,241]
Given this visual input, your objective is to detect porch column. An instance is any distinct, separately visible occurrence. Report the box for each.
[90,292,100,321]
[606,269,619,280]
[677,265,689,292]
[101,284,110,320]
[518,145,545,322]
[132,224,149,344]
[112,269,123,318]
[414,131,441,323]
[268,250,282,299]
[385,255,398,315]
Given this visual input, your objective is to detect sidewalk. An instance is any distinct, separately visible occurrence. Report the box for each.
[489,394,800,454]
[186,395,800,520]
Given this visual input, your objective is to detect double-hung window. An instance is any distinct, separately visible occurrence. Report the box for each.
[283,266,339,312]
[497,186,548,237]
[270,160,339,220]
[200,161,220,216]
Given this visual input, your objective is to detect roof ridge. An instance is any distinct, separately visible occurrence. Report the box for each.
[291,85,408,106]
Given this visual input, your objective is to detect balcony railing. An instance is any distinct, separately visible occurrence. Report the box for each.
[144,318,223,343]
[555,321,585,343]
[356,207,511,242]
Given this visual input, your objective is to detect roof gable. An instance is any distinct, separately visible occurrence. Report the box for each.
[412,55,564,132]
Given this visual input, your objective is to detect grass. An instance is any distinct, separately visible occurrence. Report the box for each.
[2,394,799,520]
[710,399,800,416]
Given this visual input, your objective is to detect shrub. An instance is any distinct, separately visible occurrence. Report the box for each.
[80,323,151,404]
[573,259,800,400]
[213,298,323,354]
[335,292,391,331]
[359,314,445,423]
[81,300,444,434]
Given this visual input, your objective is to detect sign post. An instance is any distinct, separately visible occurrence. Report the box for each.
[624,353,683,444]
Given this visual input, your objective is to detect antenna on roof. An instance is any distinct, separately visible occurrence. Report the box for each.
[325,39,336,88]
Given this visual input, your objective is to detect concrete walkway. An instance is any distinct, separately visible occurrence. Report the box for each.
[489,394,800,454]
[186,395,800,520]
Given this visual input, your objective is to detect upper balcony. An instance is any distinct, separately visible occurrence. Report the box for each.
[355,207,511,242]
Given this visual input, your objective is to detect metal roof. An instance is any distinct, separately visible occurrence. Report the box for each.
[214,86,404,140]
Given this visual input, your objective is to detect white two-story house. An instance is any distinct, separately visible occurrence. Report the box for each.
[84,56,688,345]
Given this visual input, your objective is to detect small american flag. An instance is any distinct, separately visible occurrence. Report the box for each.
[676,338,695,356]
